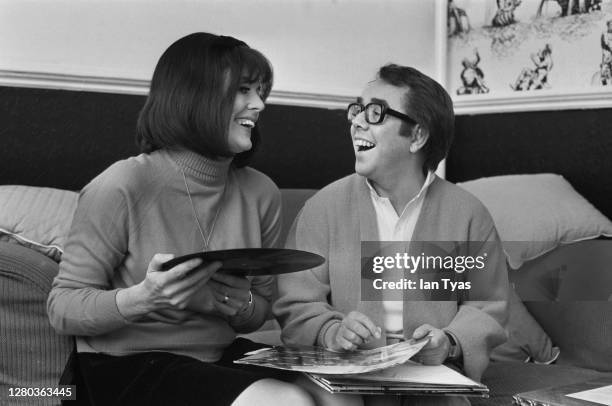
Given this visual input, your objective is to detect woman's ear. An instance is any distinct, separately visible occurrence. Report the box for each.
[409,125,429,153]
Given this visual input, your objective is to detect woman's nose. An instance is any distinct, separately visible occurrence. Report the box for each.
[249,93,265,111]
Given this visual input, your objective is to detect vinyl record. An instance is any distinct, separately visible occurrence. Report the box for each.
[160,248,325,276]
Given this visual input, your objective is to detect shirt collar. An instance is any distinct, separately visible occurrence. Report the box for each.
[366,171,435,208]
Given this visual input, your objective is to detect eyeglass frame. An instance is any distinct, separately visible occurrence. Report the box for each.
[347,102,418,126]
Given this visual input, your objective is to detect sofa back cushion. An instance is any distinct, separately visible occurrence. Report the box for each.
[279,189,316,246]
[0,242,72,395]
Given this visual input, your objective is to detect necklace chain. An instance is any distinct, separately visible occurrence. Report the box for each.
[180,167,225,251]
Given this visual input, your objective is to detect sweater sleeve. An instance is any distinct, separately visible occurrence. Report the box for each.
[273,202,344,346]
[47,170,131,336]
[250,184,282,311]
[260,183,282,250]
[445,219,509,381]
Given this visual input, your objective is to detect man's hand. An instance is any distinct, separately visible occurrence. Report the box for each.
[412,324,452,365]
[325,311,381,351]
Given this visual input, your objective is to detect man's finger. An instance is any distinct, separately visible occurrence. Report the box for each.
[343,319,373,342]
[412,324,434,340]
[350,312,381,339]
[336,336,357,351]
[341,327,363,345]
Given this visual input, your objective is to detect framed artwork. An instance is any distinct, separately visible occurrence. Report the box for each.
[446,0,612,114]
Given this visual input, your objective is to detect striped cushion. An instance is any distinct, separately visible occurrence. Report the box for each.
[0,186,78,261]
[0,242,72,401]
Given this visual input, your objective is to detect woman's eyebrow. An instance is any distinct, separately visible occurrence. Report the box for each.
[240,74,262,84]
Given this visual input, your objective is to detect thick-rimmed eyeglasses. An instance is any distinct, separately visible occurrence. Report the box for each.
[347,102,417,125]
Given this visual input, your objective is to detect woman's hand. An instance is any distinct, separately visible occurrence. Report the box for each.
[325,311,381,352]
[207,272,253,317]
[116,254,222,320]
[412,324,451,365]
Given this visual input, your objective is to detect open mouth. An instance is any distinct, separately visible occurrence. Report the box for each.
[355,139,375,152]
[236,118,256,128]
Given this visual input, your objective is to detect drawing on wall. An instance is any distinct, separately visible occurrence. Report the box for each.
[510,43,553,90]
[448,0,472,35]
[457,49,490,94]
[447,0,612,98]
[492,0,523,27]
[593,19,612,84]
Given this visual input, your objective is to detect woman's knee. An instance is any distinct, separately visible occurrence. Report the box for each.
[232,378,315,406]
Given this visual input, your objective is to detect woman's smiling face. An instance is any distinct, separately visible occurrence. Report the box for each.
[227,80,265,154]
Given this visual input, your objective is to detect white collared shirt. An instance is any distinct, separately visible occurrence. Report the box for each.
[367,171,435,334]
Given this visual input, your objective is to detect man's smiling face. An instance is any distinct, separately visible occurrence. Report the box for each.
[350,80,415,183]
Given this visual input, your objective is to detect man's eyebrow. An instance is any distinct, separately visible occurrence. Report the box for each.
[356,97,388,104]
[371,97,388,105]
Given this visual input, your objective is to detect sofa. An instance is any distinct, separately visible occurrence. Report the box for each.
[2,175,612,406]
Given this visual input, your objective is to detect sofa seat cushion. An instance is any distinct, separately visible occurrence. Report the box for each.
[490,288,558,364]
[473,361,612,406]
[526,301,612,372]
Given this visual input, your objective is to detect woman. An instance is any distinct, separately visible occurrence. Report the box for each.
[274,65,509,405]
[47,32,313,406]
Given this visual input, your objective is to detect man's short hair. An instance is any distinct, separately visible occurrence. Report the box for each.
[377,64,454,174]
[136,32,273,167]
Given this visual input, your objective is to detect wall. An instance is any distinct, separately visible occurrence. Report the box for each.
[2,0,610,207]
[0,86,354,190]
[0,0,443,108]
[0,0,449,187]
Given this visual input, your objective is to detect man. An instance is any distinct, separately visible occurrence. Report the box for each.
[274,65,509,405]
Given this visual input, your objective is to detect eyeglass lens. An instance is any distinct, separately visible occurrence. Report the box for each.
[347,103,384,124]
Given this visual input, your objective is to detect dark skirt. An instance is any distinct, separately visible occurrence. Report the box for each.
[77,338,295,406]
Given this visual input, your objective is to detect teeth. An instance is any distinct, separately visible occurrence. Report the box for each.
[237,119,255,128]
[355,139,375,149]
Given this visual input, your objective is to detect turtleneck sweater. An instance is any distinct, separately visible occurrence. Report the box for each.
[47,149,282,362]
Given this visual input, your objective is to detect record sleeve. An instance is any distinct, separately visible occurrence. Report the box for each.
[305,361,489,397]
[234,339,429,374]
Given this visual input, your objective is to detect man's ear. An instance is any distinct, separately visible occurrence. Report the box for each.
[409,125,429,153]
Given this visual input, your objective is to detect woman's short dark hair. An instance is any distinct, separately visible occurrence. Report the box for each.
[136,32,273,167]
[377,64,454,175]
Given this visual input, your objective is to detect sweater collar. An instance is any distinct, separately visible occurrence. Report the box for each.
[166,148,232,184]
